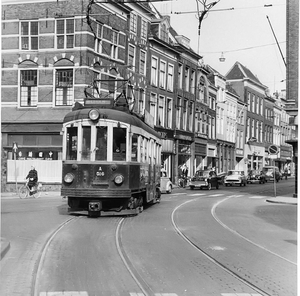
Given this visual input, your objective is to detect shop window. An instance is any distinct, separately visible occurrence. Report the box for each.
[37,135,51,146]
[52,135,63,146]
[23,135,37,146]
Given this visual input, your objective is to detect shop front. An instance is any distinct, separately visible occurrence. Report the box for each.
[174,131,194,183]
[155,127,175,181]
[2,123,63,190]
[194,138,207,173]
[216,141,235,173]
[235,147,245,171]
[206,142,217,170]
[244,144,264,172]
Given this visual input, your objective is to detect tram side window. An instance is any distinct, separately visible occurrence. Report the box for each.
[96,127,107,160]
[113,127,126,161]
[144,138,148,163]
[82,126,91,160]
[131,134,138,162]
[140,136,144,162]
[66,127,78,160]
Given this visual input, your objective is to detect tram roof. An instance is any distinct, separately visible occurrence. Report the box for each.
[63,107,161,139]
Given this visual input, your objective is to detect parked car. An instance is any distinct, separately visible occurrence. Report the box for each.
[224,170,247,186]
[160,170,172,193]
[247,169,266,184]
[217,172,227,185]
[189,170,219,190]
[262,166,280,182]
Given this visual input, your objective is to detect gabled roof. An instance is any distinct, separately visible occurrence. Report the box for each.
[226,61,264,87]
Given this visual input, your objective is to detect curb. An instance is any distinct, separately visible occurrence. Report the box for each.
[1,238,10,260]
[266,198,297,205]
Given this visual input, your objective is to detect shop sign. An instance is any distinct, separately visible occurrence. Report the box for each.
[179,144,191,154]
[236,148,243,155]
[176,134,193,141]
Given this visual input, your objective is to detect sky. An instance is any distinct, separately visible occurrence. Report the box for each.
[153,0,286,95]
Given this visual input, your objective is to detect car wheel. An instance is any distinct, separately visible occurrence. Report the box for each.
[225,184,228,187]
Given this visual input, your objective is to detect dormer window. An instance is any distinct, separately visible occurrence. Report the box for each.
[160,23,168,43]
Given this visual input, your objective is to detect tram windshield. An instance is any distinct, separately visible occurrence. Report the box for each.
[66,127,78,160]
[113,127,126,161]
[95,127,107,160]
[64,122,160,163]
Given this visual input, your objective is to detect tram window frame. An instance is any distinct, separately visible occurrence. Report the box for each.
[95,126,108,161]
[66,126,78,160]
[113,126,127,161]
[81,126,91,160]
[140,136,144,162]
[144,138,148,163]
[131,133,138,162]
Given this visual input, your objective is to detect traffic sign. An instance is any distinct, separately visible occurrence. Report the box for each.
[268,144,279,155]
[12,142,18,152]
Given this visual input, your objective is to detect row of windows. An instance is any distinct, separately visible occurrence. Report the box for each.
[247,119,265,143]
[65,124,161,164]
[19,69,74,107]
[20,19,75,51]
[151,57,174,92]
[247,92,264,115]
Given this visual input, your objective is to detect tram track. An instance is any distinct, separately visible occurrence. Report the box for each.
[33,216,79,296]
[171,198,272,296]
[116,218,154,296]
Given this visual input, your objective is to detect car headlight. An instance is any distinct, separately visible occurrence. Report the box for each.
[114,174,124,185]
[64,173,75,183]
[88,109,100,121]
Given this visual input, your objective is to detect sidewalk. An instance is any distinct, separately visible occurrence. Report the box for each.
[266,195,297,205]
[1,191,62,199]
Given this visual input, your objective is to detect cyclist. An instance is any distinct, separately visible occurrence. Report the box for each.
[26,166,38,194]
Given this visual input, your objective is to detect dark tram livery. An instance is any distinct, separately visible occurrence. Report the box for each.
[61,98,162,217]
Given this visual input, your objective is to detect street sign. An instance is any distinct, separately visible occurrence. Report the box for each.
[268,144,279,155]
[12,142,18,152]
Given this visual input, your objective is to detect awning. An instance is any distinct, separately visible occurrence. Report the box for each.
[2,123,63,133]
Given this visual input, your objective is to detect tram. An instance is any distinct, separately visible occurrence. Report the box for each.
[61,96,162,217]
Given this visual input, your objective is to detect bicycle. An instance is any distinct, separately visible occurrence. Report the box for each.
[19,182,42,199]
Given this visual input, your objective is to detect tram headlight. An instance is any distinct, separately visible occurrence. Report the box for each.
[88,109,100,121]
[64,173,75,184]
[114,174,124,185]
